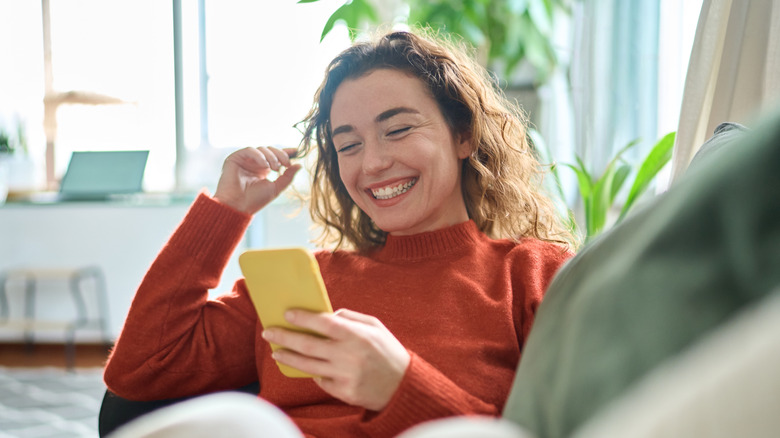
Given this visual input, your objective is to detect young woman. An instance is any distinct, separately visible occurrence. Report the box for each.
[104,30,576,438]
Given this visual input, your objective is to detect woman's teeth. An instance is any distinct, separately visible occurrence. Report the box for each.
[372,179,417,200]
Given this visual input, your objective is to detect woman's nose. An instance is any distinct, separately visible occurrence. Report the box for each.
[361,140,392,175]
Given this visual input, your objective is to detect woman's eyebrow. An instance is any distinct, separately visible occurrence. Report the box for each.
[331,107,420,137]
[376,106,419,123]
[331,124,353,137]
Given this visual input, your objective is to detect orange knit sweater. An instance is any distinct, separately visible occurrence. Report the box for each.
[104,193,570,438]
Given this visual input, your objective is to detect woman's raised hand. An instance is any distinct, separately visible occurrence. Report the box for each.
[214,146,302,215]
[262,309,411,412]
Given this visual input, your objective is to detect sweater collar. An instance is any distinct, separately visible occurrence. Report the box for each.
[375,220,482,260]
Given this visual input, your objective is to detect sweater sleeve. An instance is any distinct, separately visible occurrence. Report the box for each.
[104,192,261,401]
[358,351,500,438]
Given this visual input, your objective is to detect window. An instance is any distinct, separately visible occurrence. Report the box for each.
[177,0,350,191]
[49,0,175,191]
[0,0,349,193]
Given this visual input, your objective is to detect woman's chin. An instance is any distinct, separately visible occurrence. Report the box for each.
[370,217,415,236]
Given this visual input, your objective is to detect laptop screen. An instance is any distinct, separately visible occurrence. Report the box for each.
[59,150,149,199]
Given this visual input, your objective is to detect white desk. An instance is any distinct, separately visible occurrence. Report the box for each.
[0,196,313,343]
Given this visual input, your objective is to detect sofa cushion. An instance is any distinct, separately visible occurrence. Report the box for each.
[686,121,748,174]
[502,107,780,438]
[573,289,780,438]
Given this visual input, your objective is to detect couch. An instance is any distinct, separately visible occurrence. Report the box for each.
[495,109,780,437]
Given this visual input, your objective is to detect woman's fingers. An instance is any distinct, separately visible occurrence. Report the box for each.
[270,344,332,377]
[333,308,382,327]
[268,146,295,168]
[272,163,302,195]
[256,147,281,171]
[282,147,299,158]
[222,147,264,173]
[263,310,410,409]
[263,328,334,367]
[224,146,296,175]
[262,315,355,368]
[284,309,359,341]
[214,146,300,215]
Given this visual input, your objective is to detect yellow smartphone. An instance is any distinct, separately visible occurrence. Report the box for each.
[238,247,333,378]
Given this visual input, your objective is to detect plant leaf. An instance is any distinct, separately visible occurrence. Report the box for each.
[613,137,643,160]
[297,0,321,4]
[588,159,620,239]
[508,0,529,15]
[527,0,553,35]
[529,129,572,230]
[619,131,676,219]
[353,0,378,22]
[519,13,554,83]
[564,158,593,201]
[562,159,595,238]
[610,164,632,204]
[320,3,349,42]
[318,0,378,42]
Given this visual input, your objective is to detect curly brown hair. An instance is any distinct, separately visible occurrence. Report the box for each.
[297,29,577,251]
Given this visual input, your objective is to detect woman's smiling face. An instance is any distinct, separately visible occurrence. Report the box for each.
[330,68,471,236]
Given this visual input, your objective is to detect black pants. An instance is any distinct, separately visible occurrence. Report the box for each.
[98,382,260,437]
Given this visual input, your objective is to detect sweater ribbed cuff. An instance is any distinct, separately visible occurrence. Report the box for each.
[360,352,484,437]
[167,192,253,265]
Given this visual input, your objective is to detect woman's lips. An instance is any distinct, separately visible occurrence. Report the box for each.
[369,178,418,200]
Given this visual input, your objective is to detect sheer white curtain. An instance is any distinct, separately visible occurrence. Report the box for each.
[569,1,660,175]
[670,0,780,183]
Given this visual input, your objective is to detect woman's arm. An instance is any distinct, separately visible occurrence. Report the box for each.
[103,194,260,400]
[104,147,302,400]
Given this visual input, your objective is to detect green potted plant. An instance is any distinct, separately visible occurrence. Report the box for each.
[0,121,28,156]
[0,121,32,202]
[0,129,13,155]
[299,0,573,86]
[0,128,12,203]
[532,130,676,243]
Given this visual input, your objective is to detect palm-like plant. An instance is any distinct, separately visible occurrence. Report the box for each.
[561,132,676,241]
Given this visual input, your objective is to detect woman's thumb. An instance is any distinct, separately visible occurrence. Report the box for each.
[273,164,302,195]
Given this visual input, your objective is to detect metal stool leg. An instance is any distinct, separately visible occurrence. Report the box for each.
[87,266,111,345]
[66,266,111,368]
[22,272,36,353]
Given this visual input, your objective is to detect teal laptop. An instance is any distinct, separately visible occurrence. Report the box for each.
[58,150,149,201]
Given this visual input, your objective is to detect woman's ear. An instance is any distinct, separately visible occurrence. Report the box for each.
[456,131,473,159]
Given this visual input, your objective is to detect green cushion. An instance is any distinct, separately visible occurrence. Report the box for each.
[503,108,780,438]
